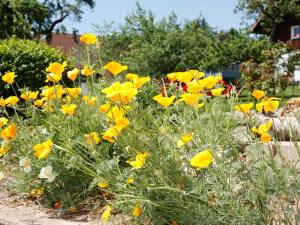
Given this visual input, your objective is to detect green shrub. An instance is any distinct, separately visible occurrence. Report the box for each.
[0,38,70,97]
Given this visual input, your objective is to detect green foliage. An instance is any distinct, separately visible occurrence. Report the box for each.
[240,42,299,94]
[0,0,95,39]
[0,38,69,97]
[94,4,269,78]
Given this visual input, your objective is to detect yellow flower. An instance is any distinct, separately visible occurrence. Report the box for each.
[81,65,93,76]
[188,70,205,80]
[84,132,100,145]
[127,152,150,169]
[98,181,109,189]
[82,96,97,106]
[251,121,272,135]
[251,90,265,100]
[190,149,213,169]
[176,72,193,84]
[46,73,62,82]
[177,133,193,147]
[102,126,123,143]
[0,144,9,157]
[187,80,204,93]
[1,123,17,142]
[167,72,177,81]
[126,73,139,81]
[102,81,138,105]
[126,177,134,184]
[32,139,53,159]
[0,98,6,107]
[153,94,176,107]
[234,103,253,114]
[106,106,125,123]
[4,96,19,106]
[46,62,65,76]
[199,76,220,89]
[2,72,16,84]
[132,76,151,89]
[101,205,111,223]
[80,33,97,45]
[132,205,143,218]
[98,103,111,114]
[21,91,38,101]
[0,117,8,128]
[178,93,201,107]
[66,87,81,99]
[61,104,77,116]
[34,99,45,107]
[257,97,280,113]
[198,102,205,109]
[67,68,79,81]
[103,61,128,76]
[261,133,271,143]
[211,88,225,97]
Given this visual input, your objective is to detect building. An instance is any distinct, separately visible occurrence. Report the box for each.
[48,32,79,55]
[252,13,300,82]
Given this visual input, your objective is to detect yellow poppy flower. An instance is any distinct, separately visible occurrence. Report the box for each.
[132,205,143,218]
[261,133,271,143]
[211,88,225,97]
[81,65,93,76]
[61,104,77,116]
[80,33,97,45]
[187,79,204,93]
[84,132,100,145]
[21,91,38,101]
[1,123,17,142]
[199,76,220,89]
[251,90,265,100]
[67,68,79,81]
[187,70,205,80]
[102,126,123,143]
[132,76,151,89]
[127,152,150,169]
[82,96,97,106]
[251,121,272,135]
[256,98,280,113]
[2,72,16,84]
[103,61,128,76]
[98,181,109,189]
[190,149,213,169]
[167,72,177,81]
[106,106,125,123]
[126,177,134,184]
[46,62,65,76]
[32,139,53,159]
[34,99,45,107]
[98,103,111,114]
[101,205,111,223]
[46,73,62,82]
[0,117,8,128]
[178,93,201,107]
[4,96,19,106]
[234,103,253,114]
[177,133,193,147]
[153,95,176,107]
[0,144,9,157]
[66,87,81,99]
[0,98,6,107]
[176,72,193,84]
[126,73,139,81]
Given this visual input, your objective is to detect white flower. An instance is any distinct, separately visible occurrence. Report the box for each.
[39,165,56,183]
[0,172,4,181]
[19,158,32,173]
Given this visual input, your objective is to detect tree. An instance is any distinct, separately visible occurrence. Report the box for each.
[236,0,300,41]
[0,0,95,41]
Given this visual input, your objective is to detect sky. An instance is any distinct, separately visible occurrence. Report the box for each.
[63,0,248,34]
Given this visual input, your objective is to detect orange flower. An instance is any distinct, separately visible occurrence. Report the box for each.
[103,61,128,76]
[251,90,265,100]
[132,205,143,218]
[32,139,53,159]
[261,133,271,143]
[1,123,17,142]
[80,33,97,45]
[81,65,93,76]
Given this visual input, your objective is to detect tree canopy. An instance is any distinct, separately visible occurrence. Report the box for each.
[0,0,95,40]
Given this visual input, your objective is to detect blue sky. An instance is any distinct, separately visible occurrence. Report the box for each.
[63,0,248,33]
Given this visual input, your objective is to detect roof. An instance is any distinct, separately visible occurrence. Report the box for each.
[49,33,79,55]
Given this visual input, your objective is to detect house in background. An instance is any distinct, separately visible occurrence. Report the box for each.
[48,32,80,56]
[252,14,300,82]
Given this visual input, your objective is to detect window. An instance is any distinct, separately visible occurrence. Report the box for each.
[291,25,300,39]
